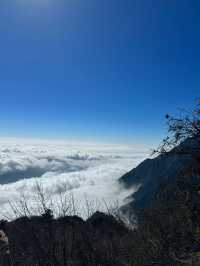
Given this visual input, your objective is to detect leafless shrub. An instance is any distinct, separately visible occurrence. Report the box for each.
[153,98,200,156]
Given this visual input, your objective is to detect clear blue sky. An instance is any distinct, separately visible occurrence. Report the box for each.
[0,0,199,145]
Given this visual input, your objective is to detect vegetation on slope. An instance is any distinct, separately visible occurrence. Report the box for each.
[0,99,199,265]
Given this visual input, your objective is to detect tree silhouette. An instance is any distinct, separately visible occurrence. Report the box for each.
[154,98,200,160]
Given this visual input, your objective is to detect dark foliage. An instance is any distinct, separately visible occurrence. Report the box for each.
[1,161,200,266]
[154,98,200,159]
[1,101,200,265]
[0,212,136,266]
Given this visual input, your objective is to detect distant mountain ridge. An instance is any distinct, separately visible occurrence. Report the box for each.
[120,138,200,211]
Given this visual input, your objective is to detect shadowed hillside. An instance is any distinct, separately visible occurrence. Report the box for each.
[1,161,200,266]
[0,101,200,265]
[120,138,200,212]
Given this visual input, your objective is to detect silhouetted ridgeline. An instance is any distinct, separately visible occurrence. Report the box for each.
[0,212,134,266]
[120,138,200,212]
[1,138,200,265]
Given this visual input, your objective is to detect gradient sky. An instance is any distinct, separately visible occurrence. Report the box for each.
[0,0,199,145]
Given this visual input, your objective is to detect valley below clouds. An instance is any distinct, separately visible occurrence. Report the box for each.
[0,138,148,218]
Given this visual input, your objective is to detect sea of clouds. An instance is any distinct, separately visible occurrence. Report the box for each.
[0,138,148,218]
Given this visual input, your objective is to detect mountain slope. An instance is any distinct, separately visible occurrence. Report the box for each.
[120,138,200,211]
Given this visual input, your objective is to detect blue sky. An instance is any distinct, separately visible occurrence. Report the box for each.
[0,0,199,145]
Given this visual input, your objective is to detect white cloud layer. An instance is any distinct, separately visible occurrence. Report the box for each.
[0,138,148,218]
